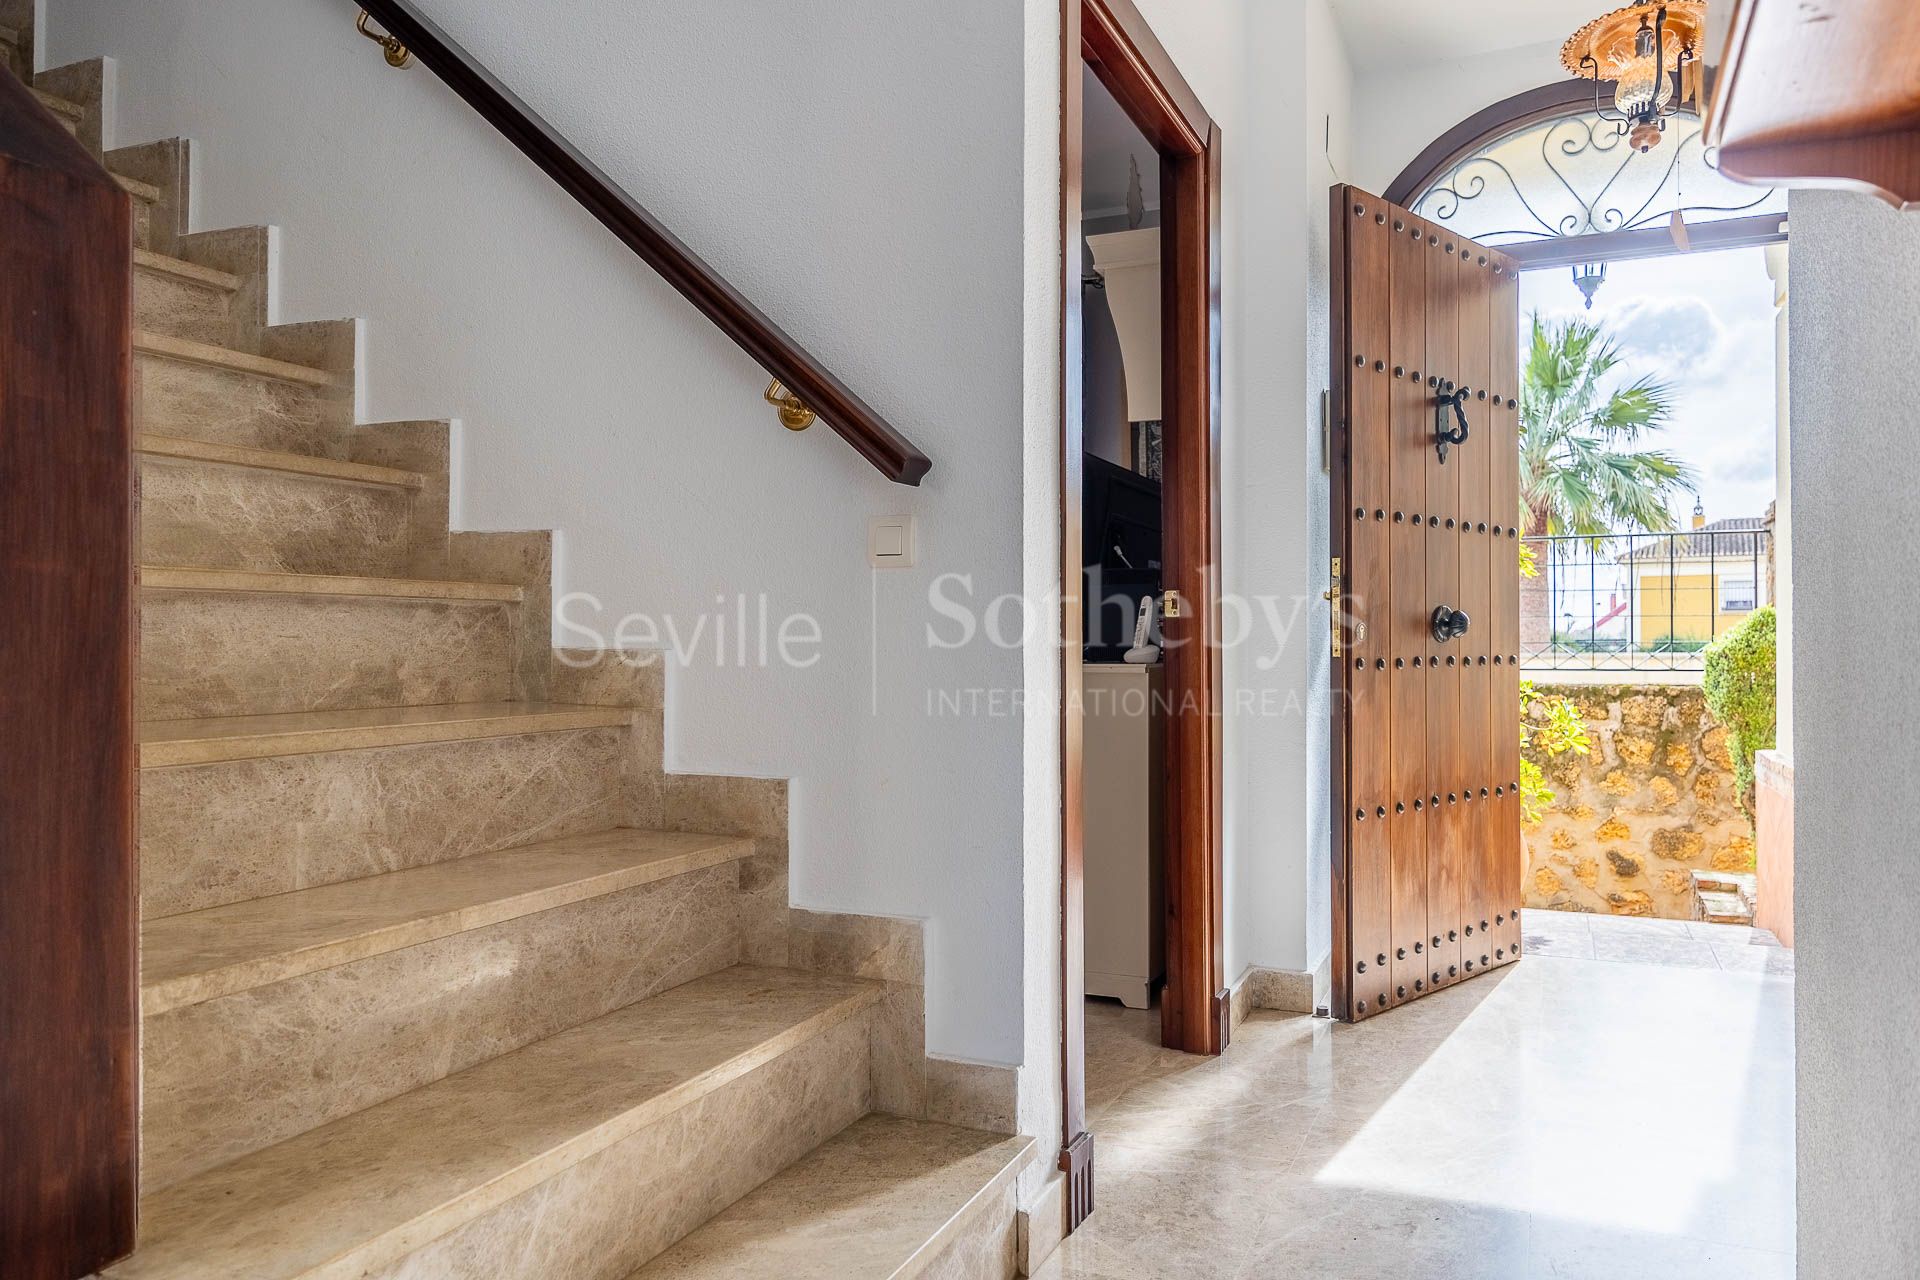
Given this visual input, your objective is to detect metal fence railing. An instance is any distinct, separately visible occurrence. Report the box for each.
[1521,526,1772,673]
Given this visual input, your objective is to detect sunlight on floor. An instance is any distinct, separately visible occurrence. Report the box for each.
[1310,948,1774,1237]
[1043,911,1795,1279]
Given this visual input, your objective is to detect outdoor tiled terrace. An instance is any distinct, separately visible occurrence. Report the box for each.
[1522,906,1794,975]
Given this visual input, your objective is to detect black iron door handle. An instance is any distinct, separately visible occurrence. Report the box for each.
[1435,383,1470,464]
[1431,605,1470,643]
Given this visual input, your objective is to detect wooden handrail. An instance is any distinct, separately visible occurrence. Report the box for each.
[354,0,932,485]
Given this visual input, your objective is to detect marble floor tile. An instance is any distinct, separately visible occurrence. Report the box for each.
[1039,915,1794,1279]
[1587,911,1696,938]
[1519,907,1595,959]
[1589,928,1723,970]
[1688,920,1773,945]
[1528,1218,1794,1279]
[1518,932,1596,960]
[1712,942,1797,976]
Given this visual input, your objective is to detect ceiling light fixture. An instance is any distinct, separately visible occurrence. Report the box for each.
[1562,2,1705,153]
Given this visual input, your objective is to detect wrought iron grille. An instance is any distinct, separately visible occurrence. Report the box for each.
[1520,525,1772,673]
[1411,112,1785,247]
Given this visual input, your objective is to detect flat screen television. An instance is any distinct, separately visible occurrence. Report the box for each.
[1082,453,1161,662]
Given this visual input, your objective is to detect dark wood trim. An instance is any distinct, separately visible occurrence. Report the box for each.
[1155,121,1225,1057]
[0,69,138,1279]
[1059,1130,1095,1236]
[1502,210,1787,270]
[354,0,931,485]
[1079,0,1208,157]
[1327,185,1355,1025]
[1709,0,1920,209]
[1060,0,1225,1222]
[1383,72,1720,210]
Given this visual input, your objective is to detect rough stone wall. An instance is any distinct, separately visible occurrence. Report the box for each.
[1523,683,1756,919]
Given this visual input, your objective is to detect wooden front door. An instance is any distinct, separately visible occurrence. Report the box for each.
[1329,184,1522,1022]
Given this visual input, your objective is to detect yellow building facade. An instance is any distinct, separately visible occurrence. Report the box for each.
[1624,515,1769,647]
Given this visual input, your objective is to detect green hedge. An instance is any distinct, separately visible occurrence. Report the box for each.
[1701,606,1777,822]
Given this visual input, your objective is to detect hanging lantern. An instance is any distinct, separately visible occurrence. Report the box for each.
[1562,3,1705,153]
[1571,262,1608,309]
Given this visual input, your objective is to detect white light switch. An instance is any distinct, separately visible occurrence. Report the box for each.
[869,515,915,568]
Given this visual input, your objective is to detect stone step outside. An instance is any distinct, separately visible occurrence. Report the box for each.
[1691,868,1758,923]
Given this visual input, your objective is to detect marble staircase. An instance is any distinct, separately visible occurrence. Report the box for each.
[7,27,1031,1279]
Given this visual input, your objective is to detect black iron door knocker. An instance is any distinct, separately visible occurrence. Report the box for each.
[1435,381,1469,464]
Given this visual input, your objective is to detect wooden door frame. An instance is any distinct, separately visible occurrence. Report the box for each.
[1060,0,1223,1228]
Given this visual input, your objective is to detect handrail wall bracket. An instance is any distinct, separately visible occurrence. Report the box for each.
[356,11,412,69]
[764,380,817,432]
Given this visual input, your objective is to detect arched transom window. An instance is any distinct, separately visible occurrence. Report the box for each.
[1408,108,1785,263]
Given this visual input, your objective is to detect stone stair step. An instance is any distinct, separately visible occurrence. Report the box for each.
[1694,890,1754,925]
[140,831,756,1191]
[139,712,640,917]
[115,170,162,203]
[1692,869,1758,895]
[103,161,166,249]
[139,701,633,768]
[137,329,335,386]
[139,436,426,578]
[140,569,524,718]
[629,1116,1036,1280]
[135,330,346,454]
[30,84,82,134]
[33,58,109,153]
[142,565,520,603]
[116,168,162,254]
[139,433,424,488]
[109,967,887,1280]
[109,142,175,251]
[136,248,242,292]
[136,249,244,345]
[1692,869,1758,924]
[143,827,756,1016]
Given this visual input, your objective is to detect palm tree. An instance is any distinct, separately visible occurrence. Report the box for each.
[1518,312,1697,539]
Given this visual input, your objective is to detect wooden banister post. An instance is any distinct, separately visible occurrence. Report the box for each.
[0,67,138,1280]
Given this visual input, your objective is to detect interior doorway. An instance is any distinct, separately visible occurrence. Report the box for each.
[1078,62,1166,1019]
[1058,0,1222,1230]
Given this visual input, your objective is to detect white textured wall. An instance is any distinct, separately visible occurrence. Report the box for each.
[53,0,1032,1063]
[1766,243,1793,755]
[1129,0,1352,985]
[1016,0,1062,1201]
[1348,38,1563,196]
[1787,188,1920,1276]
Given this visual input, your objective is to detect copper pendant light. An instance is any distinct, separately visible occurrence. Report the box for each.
[1562,2,1706,152]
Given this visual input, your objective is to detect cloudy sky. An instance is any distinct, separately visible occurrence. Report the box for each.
[1518,245,1780,528]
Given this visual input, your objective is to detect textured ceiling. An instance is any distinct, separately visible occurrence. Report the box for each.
[1330,0,1610,72]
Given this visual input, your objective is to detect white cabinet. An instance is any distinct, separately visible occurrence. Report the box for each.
[1082,663,1164,1009]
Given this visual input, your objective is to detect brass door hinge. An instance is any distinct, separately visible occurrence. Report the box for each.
[1324,558,1342,657]
[1160,589,1183,619]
